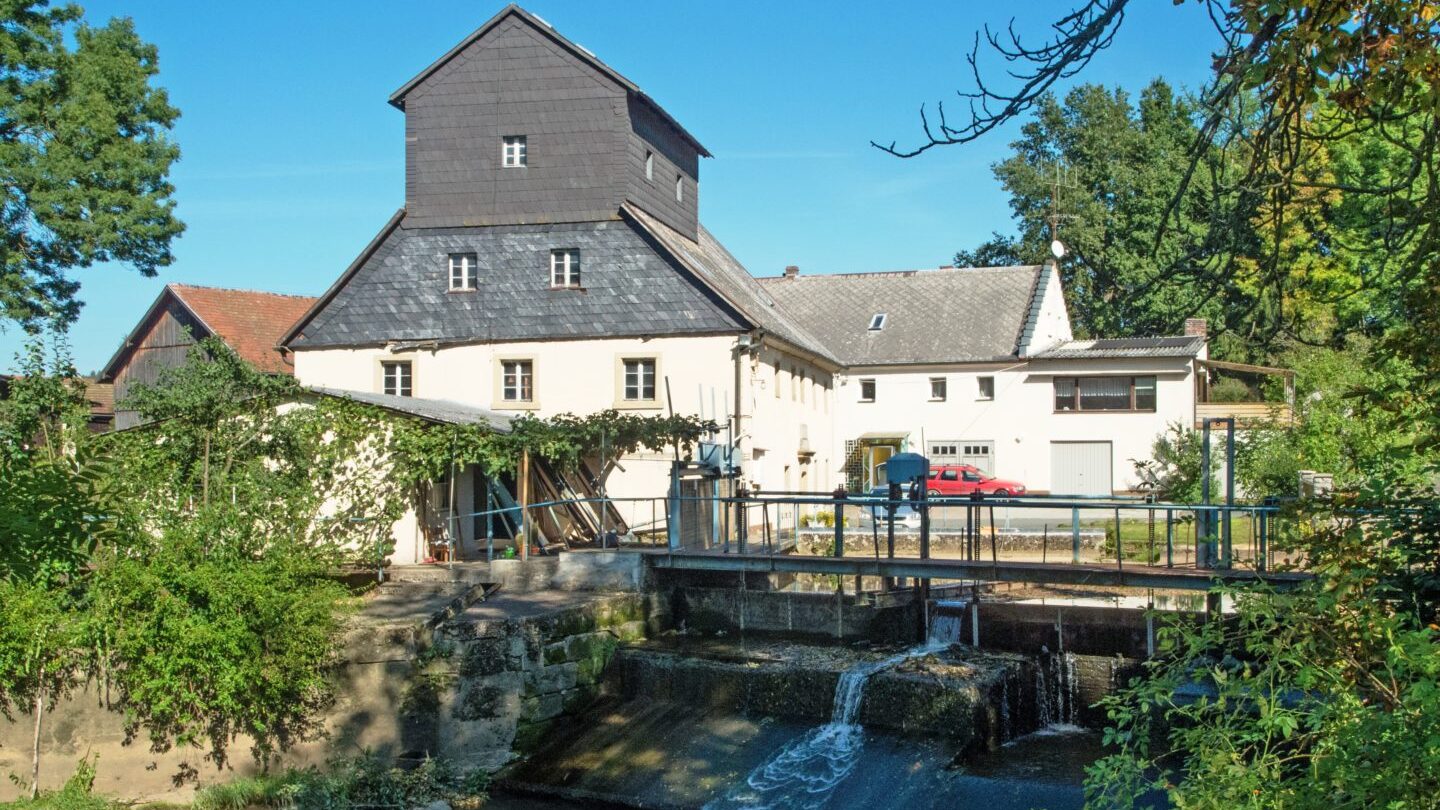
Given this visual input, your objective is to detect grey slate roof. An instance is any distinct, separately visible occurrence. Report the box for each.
[623,204,836,363]
[757,266,1045,365]
[1034,336,1206,360]
[311,387,513,431]
[285,214,747,348]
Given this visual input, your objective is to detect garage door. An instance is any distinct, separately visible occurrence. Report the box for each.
[928,440,995,475]
[1051,441,1112,496]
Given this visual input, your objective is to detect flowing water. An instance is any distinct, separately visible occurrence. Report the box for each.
[705,643,944,809]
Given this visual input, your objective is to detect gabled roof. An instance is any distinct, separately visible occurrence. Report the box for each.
[621,204,838,365]
[388,4,710,158]
[757,265,1045,365]
[100,284,317,381]
[1033,336,1206,360]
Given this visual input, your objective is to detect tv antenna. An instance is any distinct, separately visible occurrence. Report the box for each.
[1046,163,1078,260]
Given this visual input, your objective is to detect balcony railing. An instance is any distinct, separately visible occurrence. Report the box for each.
[1195,400,1293,427]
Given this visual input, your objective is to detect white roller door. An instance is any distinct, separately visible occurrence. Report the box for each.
[1050,441,1112,496]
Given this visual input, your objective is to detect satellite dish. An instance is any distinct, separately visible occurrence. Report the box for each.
[1049,239,1067,259]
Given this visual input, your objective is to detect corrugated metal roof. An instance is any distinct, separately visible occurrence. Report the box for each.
[1034,336,1206,359]
[310,387,513,431]
[757,265,1044,365]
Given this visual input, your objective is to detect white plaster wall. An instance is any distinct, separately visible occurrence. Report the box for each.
[1019,264,1074,355]
[293,334,838,542]
[740,343,839,500]
[835,356,1198,494]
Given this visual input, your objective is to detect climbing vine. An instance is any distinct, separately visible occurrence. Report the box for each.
[387,409,720,484]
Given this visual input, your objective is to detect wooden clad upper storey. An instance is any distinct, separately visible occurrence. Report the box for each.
[391,5,706,238]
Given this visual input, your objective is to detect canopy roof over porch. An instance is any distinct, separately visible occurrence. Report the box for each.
[309,386,513,432]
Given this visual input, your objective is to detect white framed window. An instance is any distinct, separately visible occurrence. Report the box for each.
[382,361,412,397]
[448,252,478,291]
[977,376,995,400]
[501,360,534,402]
[868,313,887,331]
[623,358,656,401]
[859,378,876,402]
[930,377,947,401]
[675,173,683,202]
[645,150,654,180]
[550,249,581,288]
[502,135,527,167]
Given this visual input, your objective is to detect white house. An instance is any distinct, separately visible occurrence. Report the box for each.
[274,6,1213,562]
[760,263,1209,495]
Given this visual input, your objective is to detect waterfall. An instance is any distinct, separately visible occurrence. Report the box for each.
[1033,651,1080,731]
[707,643,941,809]
[927,599,968,645]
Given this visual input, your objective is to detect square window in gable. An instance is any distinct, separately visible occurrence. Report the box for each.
[675,173,683,202]
[448,253,478,291]
[645,150,654,181]
[550,249,581,289]
[502,135,527,167]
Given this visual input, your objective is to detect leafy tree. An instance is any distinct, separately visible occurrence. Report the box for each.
[1085,491,1440,807]
[0,338,119,795]
[0,0,184,329]
[957,81,1252,344]
[880,0,1440,428]
[1131,422,1220,504]
[1235,339,1430,497]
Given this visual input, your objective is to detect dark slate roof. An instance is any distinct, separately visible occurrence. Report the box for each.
[1034,336,1206,360]
[756,266,1045,365]
[623,205,836,363]
[284,214,747,348]
[388,4,710,158]
[311,387,513,431]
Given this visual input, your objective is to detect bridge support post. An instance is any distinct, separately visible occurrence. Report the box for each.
[832,486,846,560]
[1071,507,1081,564]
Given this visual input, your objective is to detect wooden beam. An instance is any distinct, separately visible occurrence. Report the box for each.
[518,450,530,561]
[1199,358,1294,378]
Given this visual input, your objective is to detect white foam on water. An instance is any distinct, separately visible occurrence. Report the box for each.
[706,643,943,809]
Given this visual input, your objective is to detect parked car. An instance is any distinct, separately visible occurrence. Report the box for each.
[925,465,1027,497]
[864,487,923,529]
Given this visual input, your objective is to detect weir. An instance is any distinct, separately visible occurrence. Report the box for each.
[705,643,946,808]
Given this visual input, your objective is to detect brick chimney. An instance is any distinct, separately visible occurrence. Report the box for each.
[783,265,800,279]
[1184,318,1208,337]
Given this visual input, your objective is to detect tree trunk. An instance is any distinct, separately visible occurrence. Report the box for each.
[31,686,44,799]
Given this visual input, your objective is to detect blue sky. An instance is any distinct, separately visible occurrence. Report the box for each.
[0,1,1221,374]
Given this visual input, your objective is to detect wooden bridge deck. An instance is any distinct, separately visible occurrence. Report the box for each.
[643,548,1310,592]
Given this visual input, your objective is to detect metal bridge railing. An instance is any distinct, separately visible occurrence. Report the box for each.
[428,489,1297,584]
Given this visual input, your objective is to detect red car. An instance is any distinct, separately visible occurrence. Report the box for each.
[926,464,1027,497]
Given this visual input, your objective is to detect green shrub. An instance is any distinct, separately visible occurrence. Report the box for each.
[191,754,488,810]
[2,758,115,810]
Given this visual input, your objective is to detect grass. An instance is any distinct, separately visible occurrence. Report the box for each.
[1084,515,1271,564]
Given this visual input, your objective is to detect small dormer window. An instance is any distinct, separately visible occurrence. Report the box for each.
[675,173,683,202]
[868,313,887,331]
[502,135,527,167]
[550,249,581,289]
[448,253,478,291]
[645,150,654,181]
